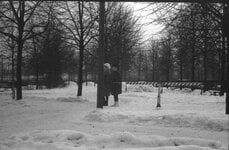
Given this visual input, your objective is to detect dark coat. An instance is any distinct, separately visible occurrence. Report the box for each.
[103,71,111,96]
[110,71,122,95]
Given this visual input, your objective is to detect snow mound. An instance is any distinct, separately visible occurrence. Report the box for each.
[0,99,30,107]
[84,110,228,131]
[0,130,225,150]
[135,114,228,131]
[84,110,129,122]
[56,96,89,103]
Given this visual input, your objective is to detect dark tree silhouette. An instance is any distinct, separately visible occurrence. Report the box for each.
[105,3,142,80]
[0,1,49,99]
[54,1,99,96]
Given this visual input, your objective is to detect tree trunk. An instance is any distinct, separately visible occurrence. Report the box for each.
[145,56,148,81]
[104,16,108,63]
[220,4,227,96]
[203,51,207,82]
[1,57,3,81]
[35,47,39,89]
[85,63,88,86]
[138,64,141,80]
[11,46,15,99]
[179,46,183,81]
[226,33,229,114]
[226,92,229,115]
[203,28,208,82]
[77,55,83,96]
[77,1,84,97]
[138,51,142,80]
[36,65,39,89]
[191,37,195,81]
[152,51,155,81]
[155,52,160,82]
[224,4,229,115]
[180,59,183,81]
[191,12,196,82]
[225,23,229,115]
[166,36,171,82]
[16,1,25,100]
[97,1,105,108]
[220,35,226,95]
[33,36,39,90]
[166,66,170,81]
[166,49,171,82]
[16,40,23,100]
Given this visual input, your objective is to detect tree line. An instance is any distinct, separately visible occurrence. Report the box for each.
[133,3,228,91]
[0,1,141,100]
[0,2,228,101]
[134,2,228,114]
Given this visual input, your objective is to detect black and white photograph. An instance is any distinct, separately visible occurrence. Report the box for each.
[0,0,228,150]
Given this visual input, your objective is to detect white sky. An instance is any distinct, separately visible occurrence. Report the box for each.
[125,2,165,42]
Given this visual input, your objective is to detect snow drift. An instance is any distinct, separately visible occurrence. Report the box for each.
[0,130,226,150]
[0,82,227,150]
[84,110,228,132]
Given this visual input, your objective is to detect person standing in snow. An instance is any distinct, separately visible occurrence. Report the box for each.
[110,64,122,107]
[103,63,111,106]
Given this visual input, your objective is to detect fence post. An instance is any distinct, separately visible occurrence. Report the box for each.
[125,82,127,92]
[200,84,204,95]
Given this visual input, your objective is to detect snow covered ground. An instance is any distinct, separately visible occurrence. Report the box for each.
[0,82,228,150]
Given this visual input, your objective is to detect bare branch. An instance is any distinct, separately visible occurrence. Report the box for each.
[24,1,42,24]
[9,1,19,21]
[0,30,17,41]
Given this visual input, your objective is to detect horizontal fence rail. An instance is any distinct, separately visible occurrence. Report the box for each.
[125,81,222,91]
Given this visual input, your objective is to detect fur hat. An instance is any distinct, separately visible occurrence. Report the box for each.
[104,63,111,69]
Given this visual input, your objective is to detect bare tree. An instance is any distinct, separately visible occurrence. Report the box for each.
[149,40,160,81]
[0,30,16,98]
[201,3,229,114]
[0,1,49,100]
[207,3,229,114]
[105,3,142,80]
[148,2,228,114]
[54,1,99,96]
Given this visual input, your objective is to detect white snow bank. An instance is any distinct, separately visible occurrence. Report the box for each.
[134,114,228,131]
[84,110,129,122]
[84,110,228,131]
[0,130,226,150]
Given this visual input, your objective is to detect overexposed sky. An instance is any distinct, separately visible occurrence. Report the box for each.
[125,2,165,42]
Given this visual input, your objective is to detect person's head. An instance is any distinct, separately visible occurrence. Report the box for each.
[112,64,119,71]
[104,63,111,72]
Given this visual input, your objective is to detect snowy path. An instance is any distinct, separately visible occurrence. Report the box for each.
[0,83,228,150]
